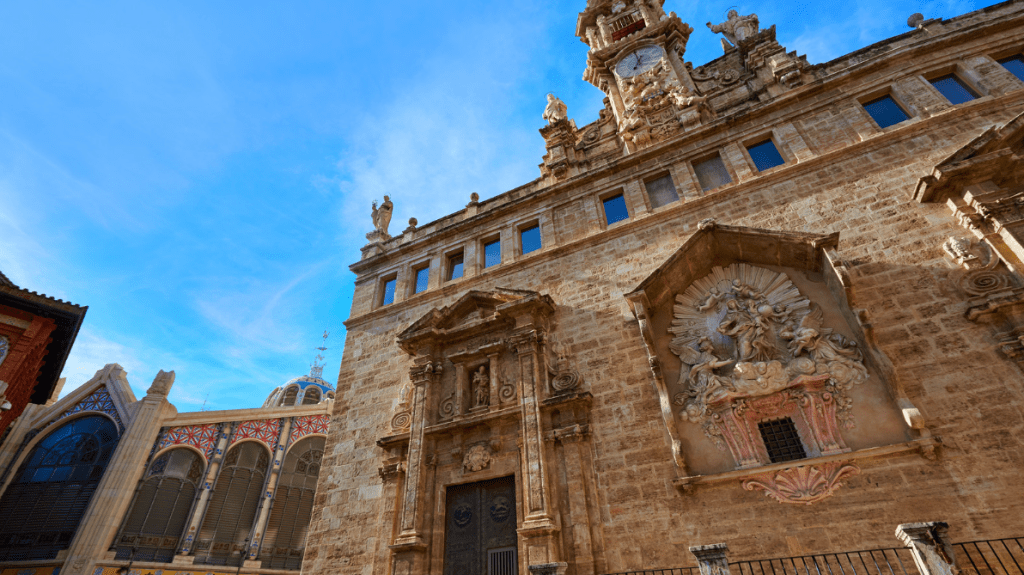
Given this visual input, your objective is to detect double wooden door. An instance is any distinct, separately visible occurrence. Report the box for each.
[443,476,517,575]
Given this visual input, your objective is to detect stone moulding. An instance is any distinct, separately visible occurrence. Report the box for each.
[741,460,860,505]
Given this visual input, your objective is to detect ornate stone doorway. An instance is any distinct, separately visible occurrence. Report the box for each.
[443,476,517,575]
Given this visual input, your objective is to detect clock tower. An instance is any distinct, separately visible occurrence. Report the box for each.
[576,0,709,153]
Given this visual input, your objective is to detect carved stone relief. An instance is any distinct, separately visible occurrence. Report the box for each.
[463,443,492,472]
[742,461,860,504]
[548,340,583,395]
[391,384,413,432]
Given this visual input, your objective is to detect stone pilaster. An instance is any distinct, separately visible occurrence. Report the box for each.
[896,522,959,575]
[390,360,439,573]
[178,421,235,556]
[690,544,731,575]
[61,371,175,575]
[248,417,292,560]
[554,426,596,575]
[510,329,559,568]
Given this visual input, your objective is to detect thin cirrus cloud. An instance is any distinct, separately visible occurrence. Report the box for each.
[0,0,1002,413]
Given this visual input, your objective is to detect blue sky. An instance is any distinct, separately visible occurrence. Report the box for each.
[0,0,991,411]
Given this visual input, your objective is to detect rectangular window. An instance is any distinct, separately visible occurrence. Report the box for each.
[758,417,807,463]
[692,154,732,191]
[447,253,464,281]
[483,239,501,268]
[645,174,679,209]
[746,139,785,172]
[602,193,629,225]
[862,95,910,128]
[998,54,1024,82]
[520,225,541,255]
[413,266,430,294]
[380,277,397,306]
[929,74,978,105]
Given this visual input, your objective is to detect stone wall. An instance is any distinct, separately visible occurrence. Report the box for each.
[305,4,1024,575]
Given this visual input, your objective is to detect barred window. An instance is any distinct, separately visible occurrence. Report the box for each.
[0,415,120,560]
[194,442,270,565]
[115,448,205,562]
[758,417,807,463]
[259,436,325,569]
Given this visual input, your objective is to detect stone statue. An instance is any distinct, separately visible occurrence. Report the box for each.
[543,94,568,125]
[706,10,760,47]
[371,196,394,237]
[472,366,490,407]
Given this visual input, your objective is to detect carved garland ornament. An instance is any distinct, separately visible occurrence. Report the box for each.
[669,264,869,468]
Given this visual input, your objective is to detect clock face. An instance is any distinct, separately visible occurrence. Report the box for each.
[615,45,665,78]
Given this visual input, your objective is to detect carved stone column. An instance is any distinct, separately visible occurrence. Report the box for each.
[896,522,959,575]
[248,417,292,561]
[690,544,731,575]
[487,352,501,409]
[391,360,439,569]
[178,421,235,558]
[61,371,175,575]
[510,329,559,567]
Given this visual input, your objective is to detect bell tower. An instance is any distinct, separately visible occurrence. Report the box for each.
[576,0,709,153]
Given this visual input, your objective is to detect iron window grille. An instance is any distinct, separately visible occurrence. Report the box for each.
[193,442,271,565]
[115,448,205,562]
[758,417,808,463]
[0,415,120,561]
[259,436,325,569]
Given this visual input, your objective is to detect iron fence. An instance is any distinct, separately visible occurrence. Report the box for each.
[602,538,1024,575]
[955,538,1024,575]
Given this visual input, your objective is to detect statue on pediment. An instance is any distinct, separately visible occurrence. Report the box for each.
[706,10,760,47]
[472,365,490,407]
[543,94,568,125]
[371,196,394,238]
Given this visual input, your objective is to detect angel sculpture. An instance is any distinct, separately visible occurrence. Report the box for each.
[675,337,734,421]
[717,299,761,361]
[783,305,869,390]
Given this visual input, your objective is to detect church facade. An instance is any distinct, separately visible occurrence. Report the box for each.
[303,2,1024,575]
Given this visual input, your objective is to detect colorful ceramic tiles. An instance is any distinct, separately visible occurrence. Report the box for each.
[158,424,220,460]
[232,419,281,448]
[290,414,330,445]
[57,386,125,431]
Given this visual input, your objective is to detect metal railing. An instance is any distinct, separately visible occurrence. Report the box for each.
[955,538,1024,575]
[602,538,1024,575]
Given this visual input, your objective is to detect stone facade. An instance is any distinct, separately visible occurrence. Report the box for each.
[307,2,1024,575]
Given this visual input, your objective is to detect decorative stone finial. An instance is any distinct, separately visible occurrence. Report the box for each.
[147,370,175,396]
[404,217,418,233]
[698,217,716,231]
[469,192,480,205]
[908,13,925,29]
[543,94,568,125]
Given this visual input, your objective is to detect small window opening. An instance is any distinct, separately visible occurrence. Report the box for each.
[447,253,464,281]
[998,54,1024,82]
[380,277,397,306]
[602,194,629,225]
[484,239,501,268]
[413,266,430,294]
[692,154,732,191]
[929,74,978,105]
[862,95,910,128]
[747,139,785,172]
[520,225,541,255]
[645,174,679,209]
[758,417,807,463]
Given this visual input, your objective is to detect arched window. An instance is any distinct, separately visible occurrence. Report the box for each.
[301,387,320,405]
[194,442,270,565]
[115,448,205,562]
[281,386,298,407]
[0,415,120,560]
[259,436,325,569]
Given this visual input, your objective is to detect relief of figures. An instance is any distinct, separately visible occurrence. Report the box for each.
[670,263,869,432]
